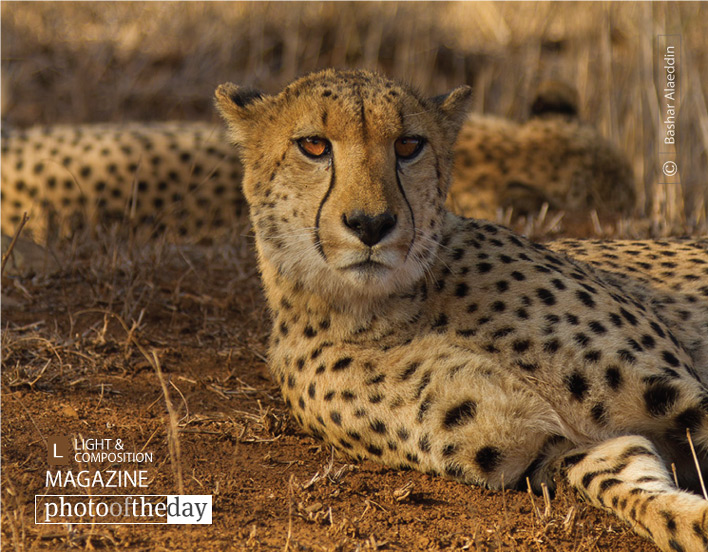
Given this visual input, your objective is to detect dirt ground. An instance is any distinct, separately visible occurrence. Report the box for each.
[1,232,660,552]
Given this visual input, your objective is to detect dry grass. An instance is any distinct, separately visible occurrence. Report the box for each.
[0,226,282,549]
[2,1,707,236]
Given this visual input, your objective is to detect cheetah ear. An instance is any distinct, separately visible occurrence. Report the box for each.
[430,85,474,139]
[214,83,267,145]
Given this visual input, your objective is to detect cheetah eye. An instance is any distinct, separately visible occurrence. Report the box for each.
[297,137,331,159]
[394,136,425,160]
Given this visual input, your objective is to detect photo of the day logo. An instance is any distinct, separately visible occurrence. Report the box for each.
[47,436,71,466]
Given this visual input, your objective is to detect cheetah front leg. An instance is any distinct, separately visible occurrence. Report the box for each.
[563,435,708,552]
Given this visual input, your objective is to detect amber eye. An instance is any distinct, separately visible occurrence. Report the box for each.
[297,137,331,159]
[394,136,425,160]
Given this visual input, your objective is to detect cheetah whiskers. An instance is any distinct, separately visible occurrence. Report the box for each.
[414,229,456,254]
[407,239,444,290]
[413,230,454,274]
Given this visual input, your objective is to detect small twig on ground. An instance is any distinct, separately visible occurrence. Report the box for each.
[303,449,335,490]
[284,474,295,552]
[526,477,541,519]
[562,506,576,535]
[153,351,185,495]
[541,482,552,518]
[501,472,509,526]
[686,428,707,500]
[1,212,30,275]
[169,380,190,423]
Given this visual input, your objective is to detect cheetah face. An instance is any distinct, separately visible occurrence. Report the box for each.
[216,70,471,301]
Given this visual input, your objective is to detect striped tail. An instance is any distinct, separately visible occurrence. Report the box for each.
[563,436,708,552]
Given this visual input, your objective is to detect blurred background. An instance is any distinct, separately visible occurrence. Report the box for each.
[2,1,707,235]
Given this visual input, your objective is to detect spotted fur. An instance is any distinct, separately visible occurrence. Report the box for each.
[0,122,245,240]
[214,69,707,552]
[1,86,634,242]
[450,107,636,219]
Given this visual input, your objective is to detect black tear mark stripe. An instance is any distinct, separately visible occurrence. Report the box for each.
[314,160,336,260]
[433,151,443,196]
[394,170,416,261]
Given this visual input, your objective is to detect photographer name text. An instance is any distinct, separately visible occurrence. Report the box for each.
[663,45,676,145]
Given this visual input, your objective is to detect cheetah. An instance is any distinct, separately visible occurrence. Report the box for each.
[449,81,636,220]
[214,68,708,552]
[0,122,246,241]
[1,88,634,243]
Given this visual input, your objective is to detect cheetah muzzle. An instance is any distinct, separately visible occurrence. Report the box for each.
[216,68,708,552]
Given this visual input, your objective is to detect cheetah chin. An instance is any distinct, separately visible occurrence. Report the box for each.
[216,68,708,552]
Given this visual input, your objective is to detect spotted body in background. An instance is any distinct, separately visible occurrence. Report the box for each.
[1,86,635,242]
[0,122,245,241]
[450,108,636,220]
[214,68,707,552]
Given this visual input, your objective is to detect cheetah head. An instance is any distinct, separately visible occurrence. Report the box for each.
[216,69,472,302]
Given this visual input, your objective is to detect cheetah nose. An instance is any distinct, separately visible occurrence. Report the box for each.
[342,211,397,247]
